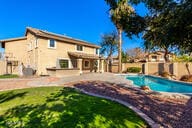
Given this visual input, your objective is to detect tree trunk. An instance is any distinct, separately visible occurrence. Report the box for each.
[108,56,112,72]
[164,48,169,74]
[118,29,122,73]
[186,63,191,75]
[164,48,169,62]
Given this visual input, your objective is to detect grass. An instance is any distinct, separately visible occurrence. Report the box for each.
[0,74,19,79]
[0,87,149,128]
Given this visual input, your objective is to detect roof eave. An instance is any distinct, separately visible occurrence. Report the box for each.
[0,37,27,43]
[36,34,100,48]
[25,27,101,48]
[25,27,37,36]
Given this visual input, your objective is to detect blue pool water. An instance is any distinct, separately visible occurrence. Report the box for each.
[126,75,192,93]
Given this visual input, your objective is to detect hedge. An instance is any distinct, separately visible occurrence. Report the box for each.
[127,67,141,73]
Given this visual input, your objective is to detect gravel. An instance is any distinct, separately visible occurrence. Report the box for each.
[71,81,192,128]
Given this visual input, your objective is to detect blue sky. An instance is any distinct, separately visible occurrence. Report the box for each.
[0,0,148,53]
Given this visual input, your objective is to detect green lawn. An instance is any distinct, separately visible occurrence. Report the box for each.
[0,74,19,79]
[0,87,149,128]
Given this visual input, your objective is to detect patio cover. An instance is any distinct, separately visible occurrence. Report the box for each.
[68,52,100,59]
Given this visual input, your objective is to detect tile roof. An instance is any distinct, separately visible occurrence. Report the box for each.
[0,37,27,42]
[68,52,100,59]
[26,27,100,48]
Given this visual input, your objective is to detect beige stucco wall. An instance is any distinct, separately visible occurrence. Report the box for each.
[37,38,73,75]
[176,62,192,78]
[0,60,6,75]
[3,32,98,76]
[144,62,173,75]
[37,38,98,75]
[5,39,28,64]
[4,32,39,75]
[47,69,80,77]
[84,46,95,55]
[26,32,39,70]
[4,38,28,75]
[143,62,192,79]
[111,64,118,73]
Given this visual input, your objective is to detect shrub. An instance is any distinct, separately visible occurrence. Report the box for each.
[161,71,170,78]
[127,67,141,73]
[180,75,192,82]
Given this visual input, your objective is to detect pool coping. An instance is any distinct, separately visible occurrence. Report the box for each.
[115,73,192,97]
[74,87,162,128]
[147,75,192,86]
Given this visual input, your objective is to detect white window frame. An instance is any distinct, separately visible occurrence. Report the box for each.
[76,44,84,52]
[48,39,56,49]
[84,60,90,69]
[95,48,100,55]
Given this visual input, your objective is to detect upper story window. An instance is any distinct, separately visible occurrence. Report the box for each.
[76,45,83,51]
[96,48,99,55]
[48,39,56,48]
[152,56,157,59]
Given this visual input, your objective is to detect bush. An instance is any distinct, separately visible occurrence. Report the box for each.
[161,71,170,78]
[180,75,192,82]
[127,67,141,73]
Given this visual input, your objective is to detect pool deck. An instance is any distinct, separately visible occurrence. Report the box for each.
[0,72,192,127]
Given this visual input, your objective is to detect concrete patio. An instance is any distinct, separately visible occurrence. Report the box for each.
[0,72,131,91]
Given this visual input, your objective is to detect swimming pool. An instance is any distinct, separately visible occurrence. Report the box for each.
[126,75,192,93]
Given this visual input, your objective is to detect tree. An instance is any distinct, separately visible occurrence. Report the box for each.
[139,0,192,59]
[126,47,145,62]
[121,50,129,63]
[100,32,118,72]
[105,0,135,73]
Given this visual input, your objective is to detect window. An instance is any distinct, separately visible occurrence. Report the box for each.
[76,45,83,51]
[152,56,157,59]
[84,60,90,68]
[59,59,69,68]
[48,39,56,48]
[96,48,99,55]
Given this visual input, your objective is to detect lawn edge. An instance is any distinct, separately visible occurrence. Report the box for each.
[73,87,162,128]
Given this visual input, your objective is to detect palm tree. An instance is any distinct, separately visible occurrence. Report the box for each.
[100,32,118,72]
[105,0,134,73]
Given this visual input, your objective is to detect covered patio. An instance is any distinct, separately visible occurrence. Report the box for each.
[68,52,104,74]
[47,52,105,77]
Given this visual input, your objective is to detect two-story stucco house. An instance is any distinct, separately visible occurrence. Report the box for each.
[146,51,175,62]
[0,27,104,76]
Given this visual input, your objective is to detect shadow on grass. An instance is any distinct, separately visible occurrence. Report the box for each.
[0,91,27,103]
[0,87,148,128]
